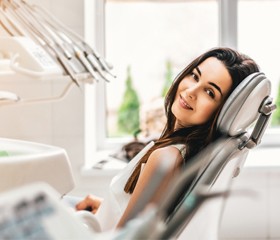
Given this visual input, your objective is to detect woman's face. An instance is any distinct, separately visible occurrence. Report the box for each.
[171,57,232,129]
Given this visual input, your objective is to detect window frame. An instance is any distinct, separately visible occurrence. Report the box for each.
[84,0,279,166]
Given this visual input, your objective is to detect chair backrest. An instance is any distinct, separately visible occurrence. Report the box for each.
[155,72,276,239]
[114,72,276,240]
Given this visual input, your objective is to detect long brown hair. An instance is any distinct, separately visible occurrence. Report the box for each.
[124,47,259,194]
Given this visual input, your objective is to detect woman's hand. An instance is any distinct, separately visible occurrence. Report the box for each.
[75,195,103,214]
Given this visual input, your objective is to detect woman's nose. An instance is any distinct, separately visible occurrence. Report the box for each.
[185,85,198,100]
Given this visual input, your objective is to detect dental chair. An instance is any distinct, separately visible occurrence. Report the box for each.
[161,71,275,240]
[116,71,276,239]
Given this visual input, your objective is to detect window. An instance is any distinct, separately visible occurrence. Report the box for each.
[238,0,280,99]
[238,0,280,145]
[85,0,279,166]
[103,0,218,147]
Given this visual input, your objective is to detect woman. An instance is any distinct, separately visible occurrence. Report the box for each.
[76,47,259,230]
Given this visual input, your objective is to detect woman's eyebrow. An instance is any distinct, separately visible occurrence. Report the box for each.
[195,66,223,97]
[195,67,201,76]
[209,82,223,97]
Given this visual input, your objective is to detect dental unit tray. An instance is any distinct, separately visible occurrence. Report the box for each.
[0,0,115,105]
[0,36,96,105]
[0,0,114,82]
[0,37,63,78]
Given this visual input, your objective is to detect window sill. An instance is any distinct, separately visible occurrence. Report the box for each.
[81,151,127,177]
[244,146,280,169]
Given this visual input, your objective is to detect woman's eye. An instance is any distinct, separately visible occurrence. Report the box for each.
[190,72,199,81]
[206,89,215,99]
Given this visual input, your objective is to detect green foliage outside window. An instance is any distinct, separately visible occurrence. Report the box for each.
[272,81,280,126]
[161,60,173,97]
[117,66,140,135]
[0,151,9,157]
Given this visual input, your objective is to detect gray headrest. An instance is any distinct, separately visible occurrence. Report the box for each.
[216,72,271,136]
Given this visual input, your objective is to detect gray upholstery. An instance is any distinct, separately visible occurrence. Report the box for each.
[217,72,271,136]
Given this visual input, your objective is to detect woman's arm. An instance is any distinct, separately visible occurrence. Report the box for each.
[116,145,183,228]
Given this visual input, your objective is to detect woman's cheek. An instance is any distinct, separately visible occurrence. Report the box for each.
[199,101,217,121]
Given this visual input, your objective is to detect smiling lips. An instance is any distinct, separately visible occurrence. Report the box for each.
[179,95,193,110]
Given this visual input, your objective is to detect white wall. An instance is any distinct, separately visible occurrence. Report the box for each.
[220,148,280,240]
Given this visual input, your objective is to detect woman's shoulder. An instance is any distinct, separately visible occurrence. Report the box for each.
[154,144,183,154]
[148,145,184,166]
